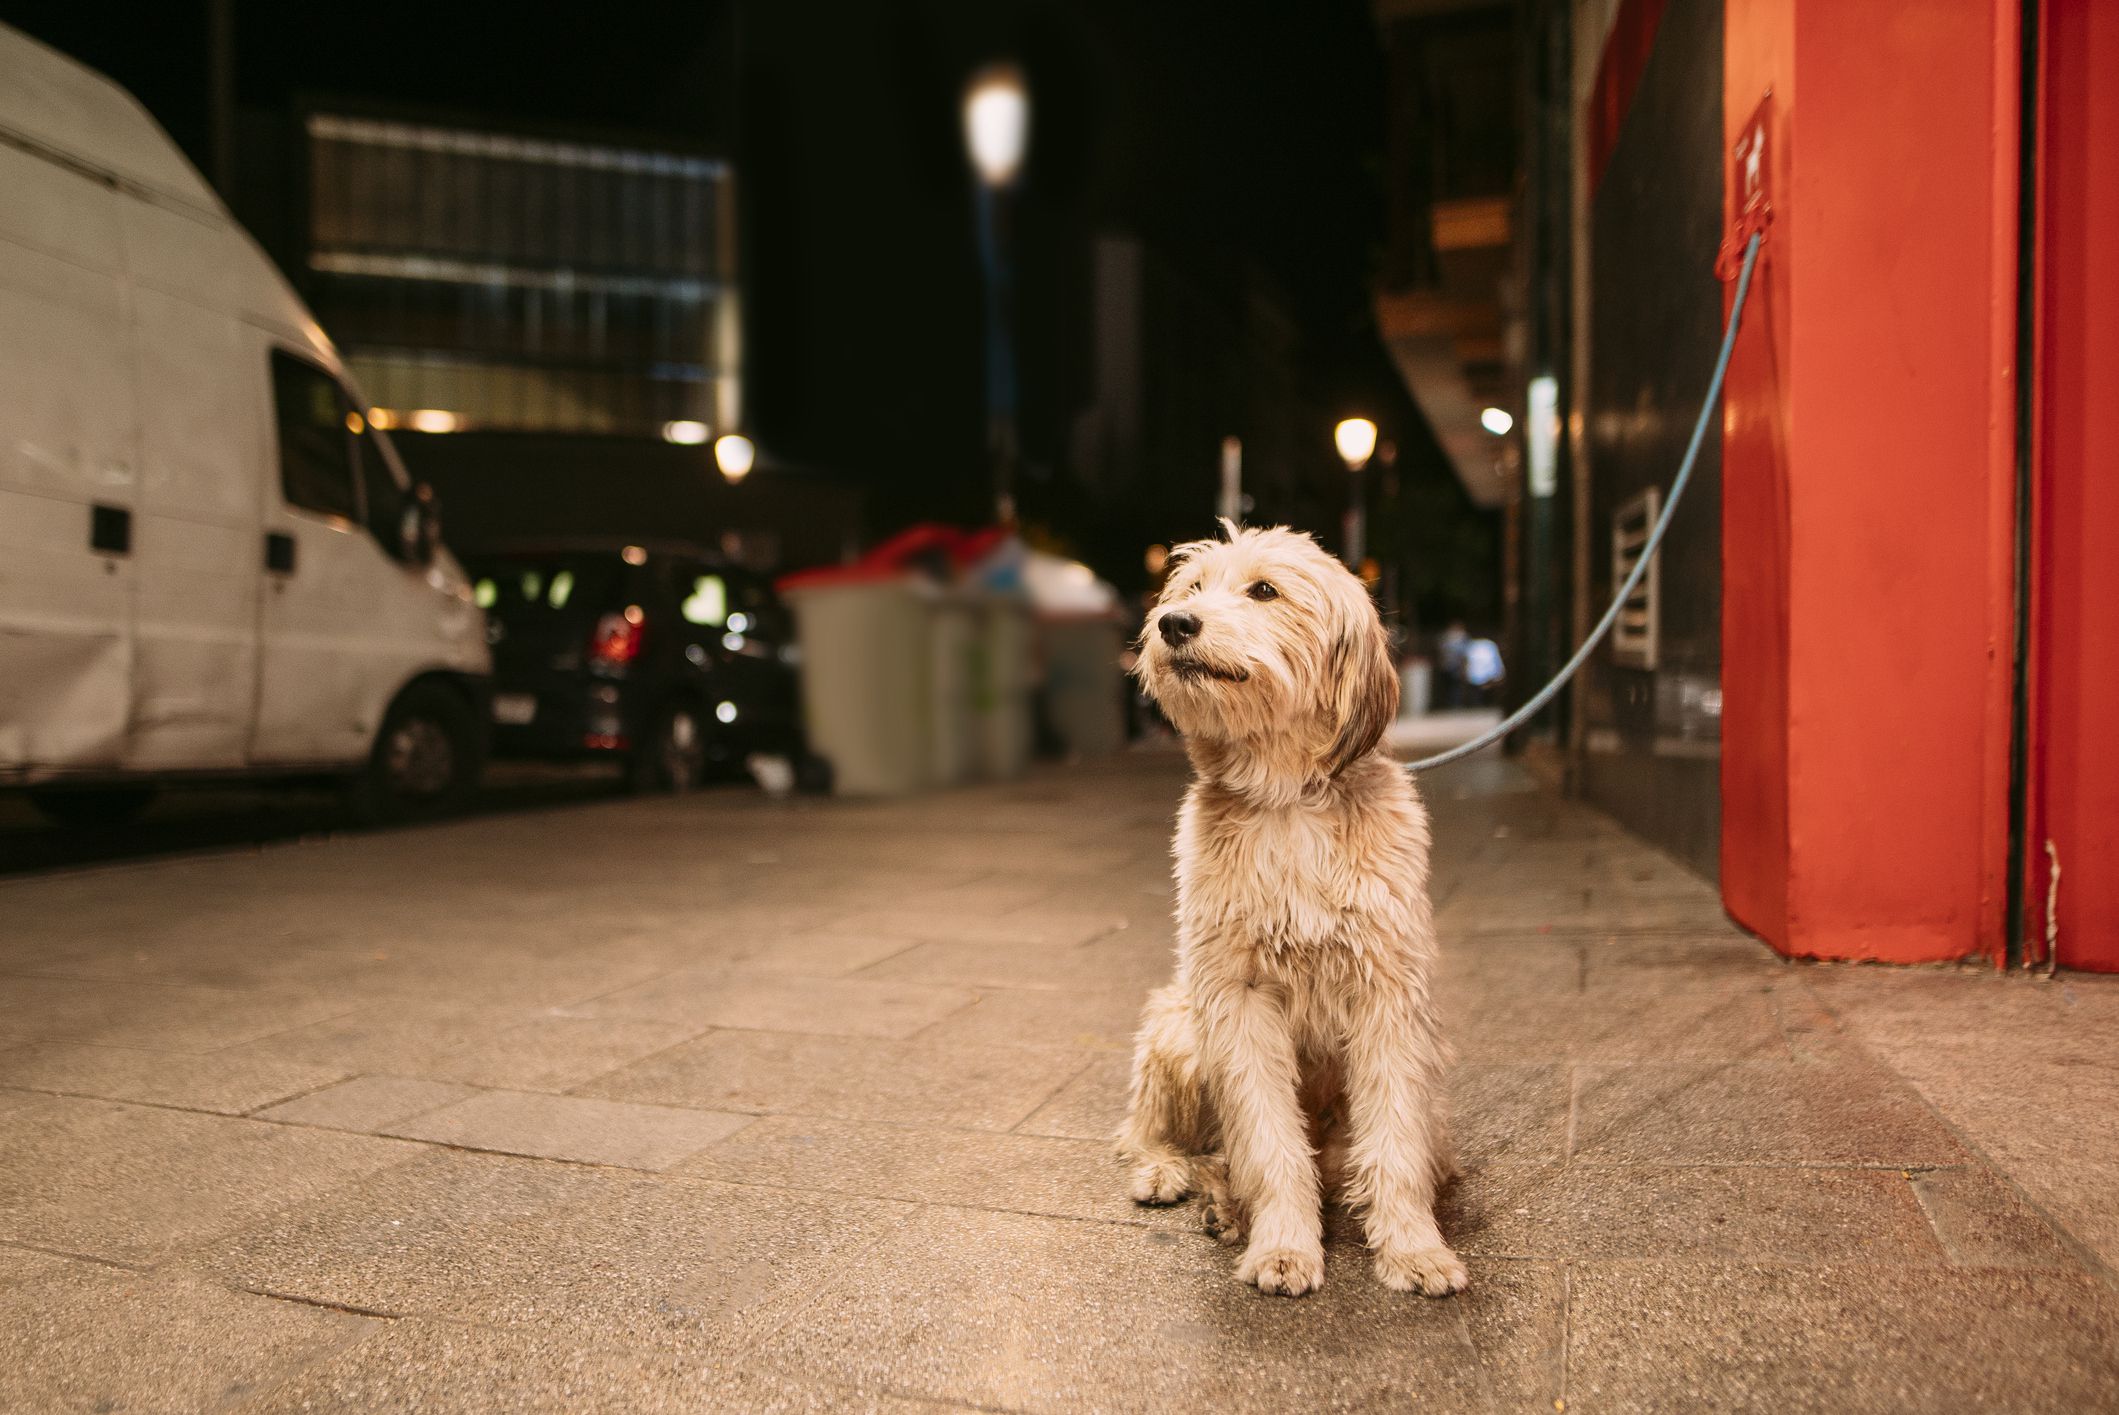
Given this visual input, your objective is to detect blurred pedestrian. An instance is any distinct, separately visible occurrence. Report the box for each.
[1437,620,1470,708]
[1463,636,1504,706]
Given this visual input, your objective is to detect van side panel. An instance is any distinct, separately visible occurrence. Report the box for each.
[0,144,137,772]
[121,200,262,769]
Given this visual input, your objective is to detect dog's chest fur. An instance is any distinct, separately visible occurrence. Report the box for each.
[1174,757,1428,962]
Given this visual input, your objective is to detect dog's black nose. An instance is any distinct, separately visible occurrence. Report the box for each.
[1159,611,1202,646]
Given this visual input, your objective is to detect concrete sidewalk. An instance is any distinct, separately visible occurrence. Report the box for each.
[2,749,2116,1412]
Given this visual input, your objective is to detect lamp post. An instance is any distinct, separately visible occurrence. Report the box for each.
[963,64,1028,526]
[1334,417,1378,568]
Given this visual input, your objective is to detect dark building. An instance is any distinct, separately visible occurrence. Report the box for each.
[296,111,738,439]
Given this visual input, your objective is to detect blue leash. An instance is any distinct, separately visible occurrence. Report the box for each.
[1405,230,1764,773]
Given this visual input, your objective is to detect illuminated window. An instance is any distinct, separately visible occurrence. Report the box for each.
[474,578,497,609]
[521,571,543,602]
[548,570,575,609]
[682,575,727,626]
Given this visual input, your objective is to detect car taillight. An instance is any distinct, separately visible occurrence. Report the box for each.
[589,609,645,667]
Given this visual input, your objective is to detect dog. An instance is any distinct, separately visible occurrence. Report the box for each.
[1117,522,1464,1299]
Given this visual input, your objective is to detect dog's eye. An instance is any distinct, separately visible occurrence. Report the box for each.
[1247,581,1279,602]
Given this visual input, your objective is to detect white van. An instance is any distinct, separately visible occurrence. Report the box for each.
[0,25,490,826]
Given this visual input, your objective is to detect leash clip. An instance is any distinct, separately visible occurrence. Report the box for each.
[1715,204,1771,283]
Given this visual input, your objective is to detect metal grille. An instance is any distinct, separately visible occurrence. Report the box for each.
[1611,487,1660,670]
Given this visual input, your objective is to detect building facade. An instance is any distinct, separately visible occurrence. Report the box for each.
[1382,0,2118,970]
[296,111,739,441]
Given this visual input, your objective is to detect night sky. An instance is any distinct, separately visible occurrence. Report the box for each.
[3,0,1473,599]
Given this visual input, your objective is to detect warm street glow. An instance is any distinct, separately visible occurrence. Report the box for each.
[662,419,709,445]
[714,433,756,483]
[406,408,460,434]
[1481,406,1515,436]
[1334,417,1378,471]
[963,65,1030,186]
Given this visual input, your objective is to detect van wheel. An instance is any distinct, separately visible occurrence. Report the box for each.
[346,682,483,825]
[27,786,157,828]
[630,703,707,794]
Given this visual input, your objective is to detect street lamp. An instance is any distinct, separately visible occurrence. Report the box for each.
[963,66,1029,187]
[714,434,755,485]
[963,64,1029,525]
[1334,417,1378,568]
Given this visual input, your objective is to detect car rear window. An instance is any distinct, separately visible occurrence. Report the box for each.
[466,555,628,622]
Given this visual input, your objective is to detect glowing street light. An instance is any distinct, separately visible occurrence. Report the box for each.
[714,434,755,485]
[1334,417,1379,568]
[1334,417,1379,471]
[962,65,1030,188]
[1480,406,1515,436]
[964,64,1029,525]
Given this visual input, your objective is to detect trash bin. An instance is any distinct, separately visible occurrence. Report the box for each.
[1037,613,1128,757]
[927,590,982,786]
[779,575,933,796]
[976,595,1034,779]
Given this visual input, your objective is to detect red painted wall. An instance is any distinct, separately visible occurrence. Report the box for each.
[1721,1,2018,962]
[2027,0,2119,971]
[1718,0,1793,949]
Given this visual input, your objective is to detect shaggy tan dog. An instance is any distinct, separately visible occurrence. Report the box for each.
[1118,523,1464,1298]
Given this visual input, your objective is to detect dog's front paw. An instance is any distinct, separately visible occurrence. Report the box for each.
[1373,1243,1468,1297]
[1127,1156,1190,1206]
[1236,1243,1324,1297]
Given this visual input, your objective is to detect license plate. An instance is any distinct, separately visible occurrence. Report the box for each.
[491,693,537,725]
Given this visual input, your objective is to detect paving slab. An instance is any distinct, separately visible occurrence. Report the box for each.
[1451,1062,1574,1168]
[189,1149,890,1354]
[679,1113,1191,1229]
[226,1004,706,1092]
[1450,985,1793,1063]
[912,986,1149,1052]
[1907,1166,2080,1269]
[1570,1061,1969,1166]
[256,1075,482,1131]
[1012,1050,1130,1140]
[826,907,1135,947]
[569,968,979,1039]
[238,1319,971,1414]
[581,1028,1096,1131]
[1806,965,2119,1272]
[750,1204,1565,1413]
[678,929,926,978]
[0,1040,345,1114]
[0,1246,374,1415]
[1567,1261,2119,1413]
[1442,1163,1947,1263]
[384,1089,753,1170]
[0,973,361,1051]
[0,1092,420,1265]
[858,933,1174,994]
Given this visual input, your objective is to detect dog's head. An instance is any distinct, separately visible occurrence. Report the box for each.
[1137,523,1398,785]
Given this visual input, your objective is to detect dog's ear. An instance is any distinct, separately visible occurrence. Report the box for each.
[1323,617,1399,776]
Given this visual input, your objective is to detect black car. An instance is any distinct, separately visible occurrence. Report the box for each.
[464,540,824,791]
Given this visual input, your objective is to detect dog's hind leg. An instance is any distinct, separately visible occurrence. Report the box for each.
[1117,983,1206,1205]
[1195,1155,1246,1245]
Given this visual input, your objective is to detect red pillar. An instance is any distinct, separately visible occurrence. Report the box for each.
[1720,1,2019,963]
[2025,0,2119,971]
